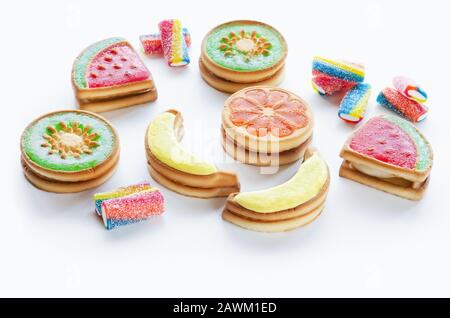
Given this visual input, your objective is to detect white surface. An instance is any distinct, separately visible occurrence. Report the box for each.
[2,0,450,297]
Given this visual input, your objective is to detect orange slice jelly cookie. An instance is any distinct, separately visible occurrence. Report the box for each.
[221,86,313,166]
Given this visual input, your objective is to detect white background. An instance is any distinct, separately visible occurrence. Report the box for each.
[1,0,449,297]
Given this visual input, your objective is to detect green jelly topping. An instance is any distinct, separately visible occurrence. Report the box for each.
[73,37,124,89]
[22,112,116,172]
[385,115,431,171]
[205,24,285,72]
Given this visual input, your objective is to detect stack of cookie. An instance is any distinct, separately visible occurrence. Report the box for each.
[339,115,433,200]
[221,86,313,166]
[145,110,240,198]
[200,20,287,94]
[223,150,330,232]
[21,110,120,193]
[72,37,157,113]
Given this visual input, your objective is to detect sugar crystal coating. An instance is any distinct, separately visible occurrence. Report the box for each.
[158,19,190,67]
[377,87,428,123]
[338,83,371,124]
[93,182,153,215]
[94,183,164,230]
[140,28,191,55]
[312,56,364,95]
[393,76,427,103]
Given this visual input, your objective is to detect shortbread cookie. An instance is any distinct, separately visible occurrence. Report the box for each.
[339,114,433,200]
[221,126,312,166]
[72,37,157,112]
[222,150,330,232]
[78,90,157,113]
[145,110,240,198]
[198,58,284,94]
[221,86,313,165]
[200,20,287,91]
[222,203,324,232]
[21,110,119,192]
[21,157,118,193]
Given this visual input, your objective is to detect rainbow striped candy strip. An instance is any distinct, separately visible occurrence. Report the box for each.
[158,19,190,67]
[93,182,153,216]
[311,72,357,96]
[94,184,164,230]
[140,28,191,55]
[338,83,372,124]
[393,76,428,103]
[100,188,164,230]
[312,56,365,84]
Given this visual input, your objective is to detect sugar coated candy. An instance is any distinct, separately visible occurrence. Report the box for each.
[377,87,428,123]
[312,56,365,95]
[393,76,427,103]
[140,28,191,55]
[93,183,165,230]
[338,83,372,124]
[158,19,190,67]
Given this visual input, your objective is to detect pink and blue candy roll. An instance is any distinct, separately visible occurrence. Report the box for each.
[377,87,428,123]
[393,76,427,103]
[338,83,371,124]
[312,71,357,96]
[158,19,190,67]
[101,189,165,230]
[93,182,152,216]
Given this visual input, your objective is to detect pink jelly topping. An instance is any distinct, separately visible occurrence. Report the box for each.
[349,117,417,169]
[87,44,150,88]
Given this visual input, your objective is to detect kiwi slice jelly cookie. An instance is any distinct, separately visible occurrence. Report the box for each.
[21,110,118,173]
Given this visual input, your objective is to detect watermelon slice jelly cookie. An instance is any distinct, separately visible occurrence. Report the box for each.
[72,38,157,113]
[339,115,433,200]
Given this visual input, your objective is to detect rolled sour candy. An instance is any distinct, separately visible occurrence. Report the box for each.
[312,56,365,95]
[158,19,190,67]
[140,28,191,56]
[377,87,428,123]
[338,83,372,124]
[393,76,428,103]
[93,182,153,216]
[311,73,357,96]
[94,184,165,230]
